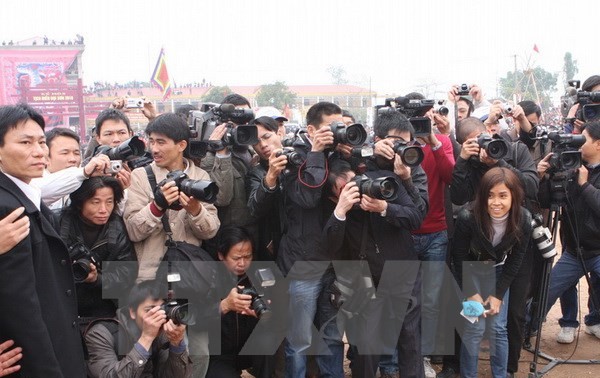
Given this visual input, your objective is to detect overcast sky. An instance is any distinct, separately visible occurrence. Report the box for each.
[1,0,595,101]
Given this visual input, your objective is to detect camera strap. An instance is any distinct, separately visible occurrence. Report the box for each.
[144,166,176,245]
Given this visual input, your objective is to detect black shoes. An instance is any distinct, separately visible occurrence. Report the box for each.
[436,366,459,378]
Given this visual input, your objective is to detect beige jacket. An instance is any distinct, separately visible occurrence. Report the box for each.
[124,160,220,281]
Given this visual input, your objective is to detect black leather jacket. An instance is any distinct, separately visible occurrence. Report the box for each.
[452,208,532,299]
[57,209,138,318]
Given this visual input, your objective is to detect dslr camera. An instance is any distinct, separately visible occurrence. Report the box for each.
[477,133,510,160]
[530,213,557,259]
[125,98,144,108]
[158,170,219,206]
[330,121,368,147]
[457,84,471,96]
[187,103,258,157]
[353,174,400,201]
[68,242,100,283]
[546,132,586,174]
[238,268,276,320]
[392,140,424,167]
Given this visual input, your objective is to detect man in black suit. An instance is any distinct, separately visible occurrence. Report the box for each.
[0,104,86,377]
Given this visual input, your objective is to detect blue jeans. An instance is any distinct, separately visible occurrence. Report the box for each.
[379,230,448,374]
[546,252,600,328]
[284,270,344,378]
[460,266,510,378]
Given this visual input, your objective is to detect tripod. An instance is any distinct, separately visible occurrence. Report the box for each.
[524,177,600,377]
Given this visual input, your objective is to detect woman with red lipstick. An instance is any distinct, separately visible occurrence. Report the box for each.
[452,167,532,378]
[56,176,138,323]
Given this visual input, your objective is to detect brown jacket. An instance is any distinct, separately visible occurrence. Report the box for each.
[85,309,192,378]
[124,160,220,281]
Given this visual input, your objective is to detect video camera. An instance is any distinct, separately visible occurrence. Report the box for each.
[562,80,600,122]
[353,174,400,201]
[375,97,435,137]
[392,140,424,167]
[187,103,258,157]
[158,170,219,206]
[546,132,586,174]
[238,268,276,320]
[68,242,100,283]
[576,91,600,122]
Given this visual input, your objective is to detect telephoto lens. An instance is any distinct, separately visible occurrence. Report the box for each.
[477,133,509,160]
[531,214,557,259]
[392,141,424,167]
[353,175,399,201]
[330,121,367,146]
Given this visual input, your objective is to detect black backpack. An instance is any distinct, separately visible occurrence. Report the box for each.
[145,166,217,301]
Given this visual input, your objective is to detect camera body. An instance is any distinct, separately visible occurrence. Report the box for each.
[547,132,585,174]
[477,133,509,160]
[125,98,144,108]
[159,170,219,205]
[392,140,424,167]
[500,103,513,115]
[330,121,367,147]
[457,84,471,96]
[105,160,122,174]
[353,174,399,201]
[531,214,557,259]
[68,242,100,283]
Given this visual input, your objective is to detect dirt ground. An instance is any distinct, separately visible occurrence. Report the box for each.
[243,277,599,378]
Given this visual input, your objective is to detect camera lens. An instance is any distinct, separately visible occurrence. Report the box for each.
[583,104,600,122]
[233,125,258,145]
[251,297,272,320]
[72,260,91,283]
[485,139,509,160]
[402,146,424,167]
[179,178,219,203]
[559,151,582,170]
[162,302,193,326]
[360,177,399,201]
[341,124,367,146]
[378,178,398,201]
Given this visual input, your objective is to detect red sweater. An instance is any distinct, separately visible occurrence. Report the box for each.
[413,134,455,234]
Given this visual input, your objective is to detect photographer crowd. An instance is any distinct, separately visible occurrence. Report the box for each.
[1,75,600,378]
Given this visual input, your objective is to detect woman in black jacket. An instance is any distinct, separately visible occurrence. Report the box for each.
[57,176,138,320]
[452,167,532,378]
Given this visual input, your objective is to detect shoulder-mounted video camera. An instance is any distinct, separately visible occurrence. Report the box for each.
[187,103,258,157]
[375,97,435,137]
[546,132,586,174]
[562,80,600,122]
